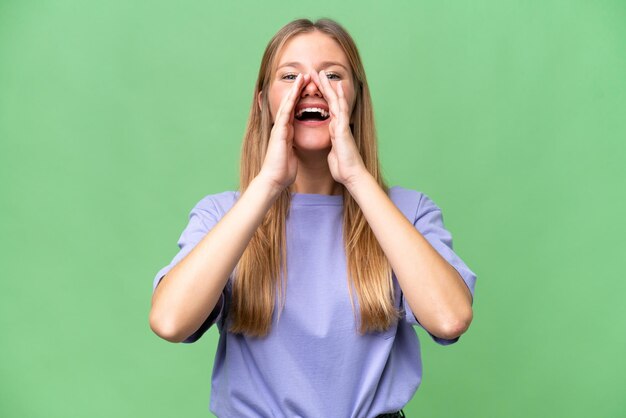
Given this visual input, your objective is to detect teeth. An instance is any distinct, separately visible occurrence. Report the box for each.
[296,107,329,118]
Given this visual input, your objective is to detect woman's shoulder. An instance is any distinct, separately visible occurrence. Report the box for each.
[192,186,437,220]
[387,184,425,204]
[387,185,438,222]
[191,190,239,218]
[387,185,423,201]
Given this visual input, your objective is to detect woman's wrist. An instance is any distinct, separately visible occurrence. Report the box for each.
[343,168,374,195]
[251,174,287,201]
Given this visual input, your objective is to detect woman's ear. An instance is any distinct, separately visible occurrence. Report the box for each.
[257,91,262,111]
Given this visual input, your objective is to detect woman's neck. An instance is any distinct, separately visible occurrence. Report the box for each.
[289,153,342,195]
[290,180,343,195]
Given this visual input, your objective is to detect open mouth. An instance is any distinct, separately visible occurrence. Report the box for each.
[295,107,330,122]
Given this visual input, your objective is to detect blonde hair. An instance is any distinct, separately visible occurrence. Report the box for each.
[228,18,401,337]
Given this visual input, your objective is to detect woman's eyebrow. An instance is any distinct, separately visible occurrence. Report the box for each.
[276,61,349,71]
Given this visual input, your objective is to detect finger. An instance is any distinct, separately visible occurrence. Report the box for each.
[292,73,311,121]
[337,80,347,125]
[290,73,311,122]
[316,70,336,96]
[275,73,301,125]
[311,70,331,105]
[310,70,324,94]
[318,70,340,118]
[275,73,304,126]
[321,72,347,129]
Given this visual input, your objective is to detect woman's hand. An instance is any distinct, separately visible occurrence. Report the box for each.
[257,73,308,193]
[312,70,367,188]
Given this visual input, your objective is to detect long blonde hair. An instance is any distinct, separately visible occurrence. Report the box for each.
[228,18,401,337]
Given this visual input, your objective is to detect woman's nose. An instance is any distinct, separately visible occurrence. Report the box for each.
[301,74,322,97]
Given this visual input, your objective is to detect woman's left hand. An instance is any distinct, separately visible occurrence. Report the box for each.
[312,70,367,188]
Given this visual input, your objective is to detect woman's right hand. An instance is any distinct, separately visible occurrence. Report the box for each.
[257,73,308,193]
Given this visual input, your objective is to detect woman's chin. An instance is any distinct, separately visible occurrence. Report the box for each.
[293,129,331,152]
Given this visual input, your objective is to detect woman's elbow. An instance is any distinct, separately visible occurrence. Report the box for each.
[149,310,186,343]
[433,307,473,340]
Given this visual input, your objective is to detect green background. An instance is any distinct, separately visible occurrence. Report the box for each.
[1,0,625,417]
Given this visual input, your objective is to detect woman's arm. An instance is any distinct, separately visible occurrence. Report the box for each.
[311,71,472,340]
[345,172,473,340]
[149,176,282,342]
[150,73,307,343]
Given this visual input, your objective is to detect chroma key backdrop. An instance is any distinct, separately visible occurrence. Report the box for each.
[1,1,625,417]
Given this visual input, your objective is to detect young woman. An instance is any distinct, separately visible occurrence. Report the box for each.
[150,18,477,418]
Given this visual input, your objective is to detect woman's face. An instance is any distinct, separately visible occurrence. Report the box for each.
[261,30,356,152]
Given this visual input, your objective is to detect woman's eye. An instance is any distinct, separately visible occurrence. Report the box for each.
[281,72,340,81]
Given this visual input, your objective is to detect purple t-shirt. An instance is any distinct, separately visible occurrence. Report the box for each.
[153,186,477,418]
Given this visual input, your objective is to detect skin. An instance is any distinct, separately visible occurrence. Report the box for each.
[150,30,473,343]
[259,30,473,338]
[258,30,358,195]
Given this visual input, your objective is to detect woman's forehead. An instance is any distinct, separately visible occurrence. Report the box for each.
[275,32,349,70]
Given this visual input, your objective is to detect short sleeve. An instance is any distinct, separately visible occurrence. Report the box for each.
[402,192,477,346]
[152,194,230,343]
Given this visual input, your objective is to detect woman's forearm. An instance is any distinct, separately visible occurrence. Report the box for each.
[149,176,282,342]
[345,172,473,340]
